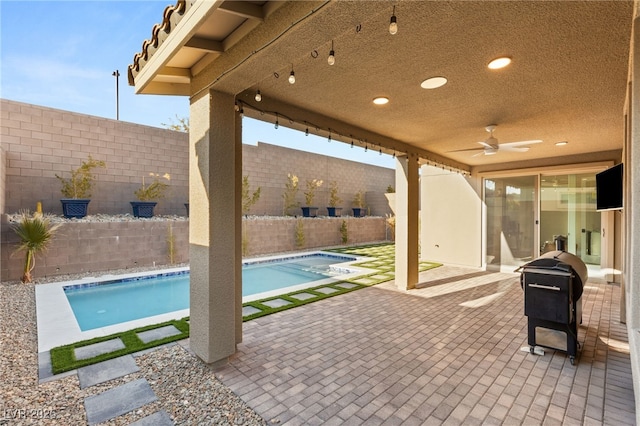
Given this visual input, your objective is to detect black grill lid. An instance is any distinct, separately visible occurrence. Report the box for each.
[520,250,588,299]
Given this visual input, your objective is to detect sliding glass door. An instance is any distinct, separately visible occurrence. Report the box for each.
[484,170,603,273]
[485,175,537,271]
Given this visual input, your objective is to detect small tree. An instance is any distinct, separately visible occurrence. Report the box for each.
[11,211,61,283]
[353,190,366,208]
[135,174,170,201]
[328,181,341,207]
[295,218,305,248]
[340,220,348,244]
[55,155,106,199]
[242,175,261,215]
[282,173,300,215]
[304,179,323,206]
[161,114,189,132]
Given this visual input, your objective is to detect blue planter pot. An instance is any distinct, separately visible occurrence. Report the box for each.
[327,207,342,217]
[60,199,91,218]
[352,207,365,217]
[131,201,157,218]
[301,207,319,217]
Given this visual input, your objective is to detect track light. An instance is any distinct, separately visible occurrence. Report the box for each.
[328,129,332,142]
[389,6,398,35]
[328,40,335,66]
[289,65,296,84]
[379,148,382,155]
[365,142,368,152]
[351,141,354,148]
[255,90,262,102]
[305,127,309,136]
[275,114,279,129]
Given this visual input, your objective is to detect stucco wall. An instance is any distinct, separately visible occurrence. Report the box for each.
[0,99,394,218]
[420,165,482,267]
[0,216,388,281]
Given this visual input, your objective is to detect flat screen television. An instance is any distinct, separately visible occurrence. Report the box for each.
[596,163,623,211]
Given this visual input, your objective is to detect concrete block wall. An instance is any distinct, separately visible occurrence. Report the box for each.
[242,143,394,216]
[1,99,394,217]
[1,219,190,281]
[0,217,388,281]
[243,216,388,256]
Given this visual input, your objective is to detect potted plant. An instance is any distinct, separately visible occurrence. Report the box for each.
[327,181,342,217]
[131,174,169,218]
[302,179,323,217]
[352,190,366,217]
[55,155,106,218]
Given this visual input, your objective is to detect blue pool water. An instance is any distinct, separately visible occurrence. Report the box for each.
[64,253,354,331]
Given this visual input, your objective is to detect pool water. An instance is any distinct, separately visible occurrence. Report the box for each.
[64,253,354,331]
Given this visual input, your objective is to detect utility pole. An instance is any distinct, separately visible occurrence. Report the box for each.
[112,70,120,120]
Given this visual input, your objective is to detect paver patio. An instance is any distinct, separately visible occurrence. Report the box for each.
[215,265,636,425]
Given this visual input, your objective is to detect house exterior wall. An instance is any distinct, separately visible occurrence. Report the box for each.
[0,99,394,218]
[420,166,483,267]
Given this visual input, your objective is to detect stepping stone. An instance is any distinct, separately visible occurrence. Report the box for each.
[262,298,292,308]
[75,338,125,360]
[335,283,359,290]
[352,277,377,285]
[242,306,262,316]
[136,325,182,344]
[289,292,317,301]
[84,378,157,425]
[370,274,392,280]
[315,287,339,294]
[77,355,139,389]
[130,410,174,425]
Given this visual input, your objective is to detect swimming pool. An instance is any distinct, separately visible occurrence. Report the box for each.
[35,251,370,351]
[64,253,355,331]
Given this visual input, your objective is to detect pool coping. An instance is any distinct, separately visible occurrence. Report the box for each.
[36,251,374,353]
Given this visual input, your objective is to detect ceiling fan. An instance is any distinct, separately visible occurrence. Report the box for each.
[454,124,542,156]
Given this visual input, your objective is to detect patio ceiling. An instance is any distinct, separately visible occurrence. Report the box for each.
[128,0,633,171]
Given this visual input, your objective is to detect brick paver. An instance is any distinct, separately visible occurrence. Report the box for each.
[216,266,636,424]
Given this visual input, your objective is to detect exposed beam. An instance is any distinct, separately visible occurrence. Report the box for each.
[218,1,264,21]
[158,66,192,78]
[185,36,224,53]
[140,81,190,96]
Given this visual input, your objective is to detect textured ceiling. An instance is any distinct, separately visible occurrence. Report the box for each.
[130,0,633,170]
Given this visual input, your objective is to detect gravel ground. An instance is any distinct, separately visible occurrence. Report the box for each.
[0,270,267,425]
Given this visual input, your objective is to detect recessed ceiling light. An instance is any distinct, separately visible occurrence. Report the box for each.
[420,76,447,89]
[373,97,389,105]
[555,141,568,146]
[488,57,512,70]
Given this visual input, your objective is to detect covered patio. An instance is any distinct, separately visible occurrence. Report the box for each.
[128,0,639,421]
[213,266,634,424]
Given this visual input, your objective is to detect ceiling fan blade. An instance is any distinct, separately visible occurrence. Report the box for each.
[499,139,543,147]
[499,146,530,153]
[448,147,484,153]
[478,141,495,148]
[472,151,486,157]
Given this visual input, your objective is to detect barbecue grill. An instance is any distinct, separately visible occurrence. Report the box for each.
[519,250,588,365]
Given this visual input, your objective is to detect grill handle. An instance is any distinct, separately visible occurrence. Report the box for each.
[528,283,561,291]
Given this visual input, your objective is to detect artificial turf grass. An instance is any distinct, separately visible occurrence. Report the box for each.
[49,318,190,375]
[48,242,442,374]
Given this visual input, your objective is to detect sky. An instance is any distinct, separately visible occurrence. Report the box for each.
[0,1,395,169]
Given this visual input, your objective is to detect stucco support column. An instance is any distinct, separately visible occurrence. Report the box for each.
[188,89,241,366]
[395,153,420,290]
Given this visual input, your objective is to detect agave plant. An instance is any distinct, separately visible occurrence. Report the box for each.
[11,210,61,283]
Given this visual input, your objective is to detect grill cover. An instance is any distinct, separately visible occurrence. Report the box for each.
[520,250,587,300]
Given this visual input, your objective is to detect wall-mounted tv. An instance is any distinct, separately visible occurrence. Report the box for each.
[596,163,623,211]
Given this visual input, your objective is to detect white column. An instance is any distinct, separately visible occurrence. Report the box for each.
[188,90,241,366]
[395,153,420,290]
